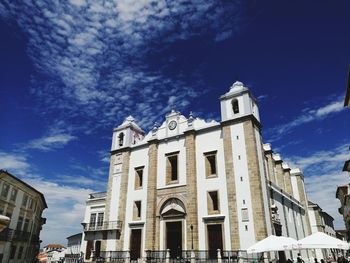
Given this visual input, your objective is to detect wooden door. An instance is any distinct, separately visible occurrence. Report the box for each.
[207,224,223,259]
[130,229,142,260]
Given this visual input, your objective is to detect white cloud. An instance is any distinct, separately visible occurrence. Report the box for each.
[285,144,350,229]
[25,176,93,245]
[23,133,76,151]
[268,97,345,141]
[0,152,30,174]
[0,150,104,245]
[0,0,246,131]
[60,175,107,189]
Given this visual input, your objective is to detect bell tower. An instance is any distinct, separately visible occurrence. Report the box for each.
[111,116,144,151]
[220,81,260,123]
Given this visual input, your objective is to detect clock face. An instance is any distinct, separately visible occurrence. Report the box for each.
[168,120,177,130]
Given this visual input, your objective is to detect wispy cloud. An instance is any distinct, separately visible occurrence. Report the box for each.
[0,151,30,175]
[285,144,350,229]
[26,176,93,245]
[0,0,247,131]
[267,97,345,141]
[22,133,76,151]
[0,149,99,245]
[60,175,107,190]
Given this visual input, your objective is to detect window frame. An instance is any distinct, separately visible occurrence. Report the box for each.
[204,151,218,178]
[134,166,144,189]
[10,188,18,202]
[133,201,142,221]
[1,183,10,199]
[231,98,239,114]
[165,151,179,184]
[207,190,220,215]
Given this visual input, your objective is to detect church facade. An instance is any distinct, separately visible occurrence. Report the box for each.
[80,82,311,261]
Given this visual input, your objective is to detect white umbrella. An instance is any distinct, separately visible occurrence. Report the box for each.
[247,235,298,253]
[297,232,350,250]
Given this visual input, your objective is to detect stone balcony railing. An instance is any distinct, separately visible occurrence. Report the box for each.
[82,221,122,232]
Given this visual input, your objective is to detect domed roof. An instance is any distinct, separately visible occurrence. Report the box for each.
[229,81,248,93]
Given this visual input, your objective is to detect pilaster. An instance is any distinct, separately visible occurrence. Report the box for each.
[265,152,276,184]
[184,131,199,249]
[296,175,312,236]
[282,167,293,196]
[243,120,268,241]
[222,124,240,249]
[116,151,131,250]
[274,159,285,190]
[145,140,158,250]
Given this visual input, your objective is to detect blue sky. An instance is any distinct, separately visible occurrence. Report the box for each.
[0,0,349,245]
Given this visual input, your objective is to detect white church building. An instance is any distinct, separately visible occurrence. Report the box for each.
[80,81,312,262]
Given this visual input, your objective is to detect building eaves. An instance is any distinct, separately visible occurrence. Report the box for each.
[0,169,48,208]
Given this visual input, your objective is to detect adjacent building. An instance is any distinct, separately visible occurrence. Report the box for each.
[0,170,47,263]
[80,81,314,262]
[308,201,337,259]
[65,233,82,263]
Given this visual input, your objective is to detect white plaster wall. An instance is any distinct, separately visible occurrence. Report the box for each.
[273,193,288,236]
[285,202,298,240]
[290,176,300,201]
[195,128,231,250]
[230,123,256,249]
[81,200,106,253]
[157,138,187,189]
[254,128,272,236]
[123,147,149,251]
[106,172,122,250]
[308,209,317,233]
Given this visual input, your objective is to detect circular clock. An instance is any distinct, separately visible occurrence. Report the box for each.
[168,120,177,130]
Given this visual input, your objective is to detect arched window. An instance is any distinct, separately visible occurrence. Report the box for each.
[118,133,124,147]
[232,99,239,114]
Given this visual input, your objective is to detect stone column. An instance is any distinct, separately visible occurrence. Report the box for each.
[295,173,312,236]
[222,124,240,249]
[145,140,158,250]
[273,155,285,190]
[116,151,131,250]
[184,130,199,250]
[264,144,276,184]
[102,153,115,251]
[243,120,268,241]
[282,164,293,196]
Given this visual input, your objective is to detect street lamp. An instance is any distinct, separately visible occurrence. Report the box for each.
[190,224,194,250]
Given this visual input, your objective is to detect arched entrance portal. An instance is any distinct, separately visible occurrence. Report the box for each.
[160,198,186,258]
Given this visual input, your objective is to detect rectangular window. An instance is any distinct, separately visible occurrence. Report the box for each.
[135,167,144,189]
[204,151,217,178]
[133,201,141,220]
[242,208,249,221]
[17,217,23,231]
[207,191,220,214]
[89,213,96,230]
[10,245,16,259]
[23,219,30,232]
[28,198,34,209]
[10,188,18,202]
[22,194,28,207]
[17,247,24,259]
[166,153,179,184]
[1,183,10,199]
[97,213,104,228]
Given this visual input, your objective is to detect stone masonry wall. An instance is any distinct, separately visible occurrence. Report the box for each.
[222,124,240,249]
[243,120,268,241]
